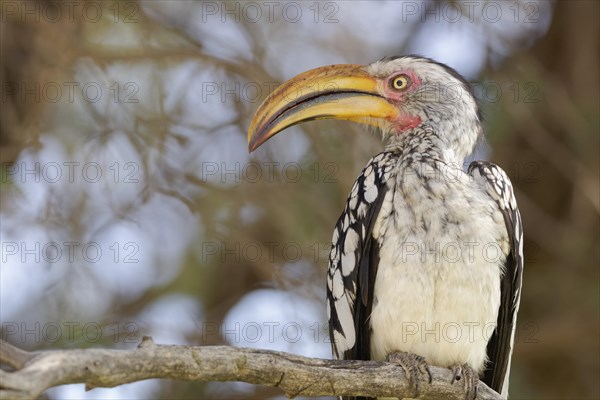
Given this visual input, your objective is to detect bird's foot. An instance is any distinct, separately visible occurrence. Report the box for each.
[387,351,432,398]
[451,363,479,400]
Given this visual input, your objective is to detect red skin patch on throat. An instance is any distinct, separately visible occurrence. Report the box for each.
[395,113,422,133]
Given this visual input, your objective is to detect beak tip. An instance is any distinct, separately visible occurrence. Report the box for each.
[248,136,258,153]
[246,64,378,154]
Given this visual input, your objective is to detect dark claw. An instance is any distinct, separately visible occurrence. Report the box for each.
[451,363,479,400]
[387,351,432,397]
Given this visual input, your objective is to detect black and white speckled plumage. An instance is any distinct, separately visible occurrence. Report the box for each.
[469,160,524,394]
[327,150,398,360]
[326,57,523,399]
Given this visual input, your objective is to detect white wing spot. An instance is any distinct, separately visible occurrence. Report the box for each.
[333,297,356,349]
[344,228,359,253]
[332,227,339,243]
[332,269,344,299]
[364,185,378,203]
[341,252,356,277]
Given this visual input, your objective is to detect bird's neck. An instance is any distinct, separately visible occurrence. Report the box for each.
[386,123,478,165]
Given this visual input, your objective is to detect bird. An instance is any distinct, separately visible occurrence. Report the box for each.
[247,55,523,399]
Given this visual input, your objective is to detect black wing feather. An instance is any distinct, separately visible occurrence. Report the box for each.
[353,182,388,361]
[469,161,524,397]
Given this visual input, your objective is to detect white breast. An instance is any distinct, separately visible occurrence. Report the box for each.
[369,167,507,373]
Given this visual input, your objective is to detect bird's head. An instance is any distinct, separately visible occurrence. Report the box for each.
[248,56,482,160]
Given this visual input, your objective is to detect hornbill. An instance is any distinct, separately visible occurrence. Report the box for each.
[247,56,523,399]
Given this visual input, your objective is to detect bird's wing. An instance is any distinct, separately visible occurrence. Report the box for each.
[327,151,397,361]
[469,161,524,397]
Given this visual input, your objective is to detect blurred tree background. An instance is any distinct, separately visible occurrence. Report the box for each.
[0,0,598,399]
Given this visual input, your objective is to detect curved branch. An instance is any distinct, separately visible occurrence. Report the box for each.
[0,337,502,400]
[0,341,33,370]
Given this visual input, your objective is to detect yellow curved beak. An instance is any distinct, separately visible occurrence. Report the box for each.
[247,64,398,152]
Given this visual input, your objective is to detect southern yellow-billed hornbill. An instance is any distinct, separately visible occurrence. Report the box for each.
[247,56,523,399]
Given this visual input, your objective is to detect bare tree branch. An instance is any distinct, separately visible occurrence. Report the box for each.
[0,337,502,400]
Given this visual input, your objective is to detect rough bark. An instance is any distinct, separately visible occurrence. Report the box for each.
[0,337,502,400]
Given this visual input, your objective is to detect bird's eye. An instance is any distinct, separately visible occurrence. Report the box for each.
[391,74,410,91]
